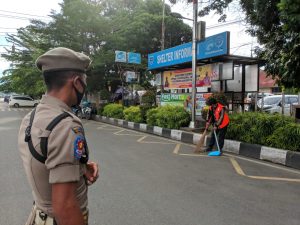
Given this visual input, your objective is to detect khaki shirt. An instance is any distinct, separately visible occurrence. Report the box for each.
[18,95,88,217]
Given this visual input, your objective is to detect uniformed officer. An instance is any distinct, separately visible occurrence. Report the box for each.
[18,47,99,225]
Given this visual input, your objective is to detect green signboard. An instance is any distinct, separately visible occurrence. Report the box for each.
[160,93,211,116]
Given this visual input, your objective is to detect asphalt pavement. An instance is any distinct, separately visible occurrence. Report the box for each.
[0,102,300,225]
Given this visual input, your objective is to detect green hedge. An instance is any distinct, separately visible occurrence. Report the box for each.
[146,107,159,126]
[123,106,143,123]
[140,105,156,122]
[102,104,124,119]
[146,105,190,129]
[227,112,300,151]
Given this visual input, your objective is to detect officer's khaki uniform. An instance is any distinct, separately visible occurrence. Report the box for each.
[19,47,92,225]
[19,95,89,224]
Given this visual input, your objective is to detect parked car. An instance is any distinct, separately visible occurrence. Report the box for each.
[257,95,299,115]
[244,92,274,111]
[245,92,274,104]
[9,95,39,107]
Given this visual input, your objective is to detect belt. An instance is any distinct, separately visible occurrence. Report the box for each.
[33,206,88,225]
[34,208,56,225]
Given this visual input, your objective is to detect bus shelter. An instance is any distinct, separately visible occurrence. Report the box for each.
[148,31,263,116]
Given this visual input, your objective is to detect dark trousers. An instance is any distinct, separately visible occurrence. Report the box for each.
[208,125,228,152]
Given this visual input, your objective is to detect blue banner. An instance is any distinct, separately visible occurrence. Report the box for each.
[148,32,229,70]
[115,51,127,63]
[197,32,229,59]
[128,52,141,64]
[148,42,192,70]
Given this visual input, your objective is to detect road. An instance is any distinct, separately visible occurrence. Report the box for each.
[0,102,300,225]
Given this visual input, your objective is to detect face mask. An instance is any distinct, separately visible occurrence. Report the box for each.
[74,79,86,106]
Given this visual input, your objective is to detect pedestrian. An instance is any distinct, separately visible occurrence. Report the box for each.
[18,47,99,225]
[183,95,192,112]
[205,97,229,154]
[134,90,140,105]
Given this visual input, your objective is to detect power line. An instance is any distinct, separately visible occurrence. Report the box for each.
[207,19,244,29]
[230,42,253,49]
[0,27,19,30]
[0,14,50,21]
[0,32,17,34]
[0,10,50,19]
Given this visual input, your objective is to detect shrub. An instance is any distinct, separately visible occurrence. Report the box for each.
[146,108,159,126]
[227,112,300,151]
[123,106,143,123]
[146,105,190,129]
[141,90,156,105]
[266,123,300,151]
[97,103,108,115]
[102,104,124,119]
[140,105,155,122]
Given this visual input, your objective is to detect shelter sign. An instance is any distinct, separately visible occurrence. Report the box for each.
[148,32,229,70]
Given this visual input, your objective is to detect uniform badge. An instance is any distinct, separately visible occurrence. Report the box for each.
[72,126,83,134]
[72,127,83,134]
[74,135,85,159]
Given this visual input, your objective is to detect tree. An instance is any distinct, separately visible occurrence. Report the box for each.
[196,0,300,88]
[0,21,50,97]
[1,0,192,96]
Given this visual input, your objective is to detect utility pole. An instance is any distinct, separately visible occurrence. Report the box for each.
[190,0,198,128]
[161,0,166,50]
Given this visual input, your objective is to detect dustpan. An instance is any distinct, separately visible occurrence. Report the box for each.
[208,129,222,157]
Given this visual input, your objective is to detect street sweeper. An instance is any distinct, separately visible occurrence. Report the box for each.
[205,97,230,155]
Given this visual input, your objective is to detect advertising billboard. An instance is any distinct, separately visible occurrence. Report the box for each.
[162,64,218,89]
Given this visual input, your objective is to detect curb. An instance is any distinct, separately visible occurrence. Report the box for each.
[93,115,300,170]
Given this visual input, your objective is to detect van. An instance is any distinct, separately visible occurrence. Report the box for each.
[258,95,299,115]
[9,95,39,108]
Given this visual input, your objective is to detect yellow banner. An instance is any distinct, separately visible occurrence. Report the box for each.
[163,64,216,89]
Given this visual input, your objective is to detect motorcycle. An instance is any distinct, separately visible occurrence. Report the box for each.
[72,103,93,120]
[82,105,92,120]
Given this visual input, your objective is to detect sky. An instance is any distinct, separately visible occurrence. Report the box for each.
[0,0,258,76]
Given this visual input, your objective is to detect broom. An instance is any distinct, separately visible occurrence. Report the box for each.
[194,117,212,153]
[194,128,208,153]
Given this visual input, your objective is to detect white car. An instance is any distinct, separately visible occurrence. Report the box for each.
[9,96,39,108]
[258,95,299,115]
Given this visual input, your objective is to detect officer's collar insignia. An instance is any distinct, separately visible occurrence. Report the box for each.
[74,136,85,159]
[72,126,83,134]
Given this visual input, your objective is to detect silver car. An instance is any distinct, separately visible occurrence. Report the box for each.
[258,95,299,115]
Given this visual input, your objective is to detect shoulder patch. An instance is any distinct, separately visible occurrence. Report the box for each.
[74,135,85,160]
[72,126,83,134]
